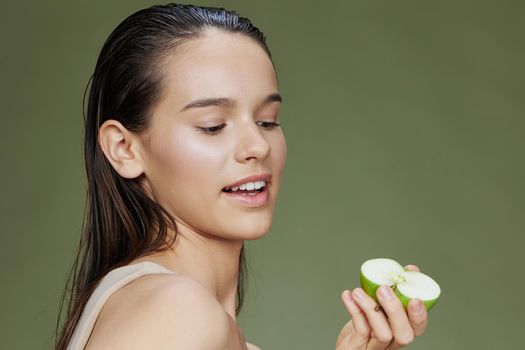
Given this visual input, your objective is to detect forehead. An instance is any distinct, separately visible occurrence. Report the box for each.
[158,29,278,109]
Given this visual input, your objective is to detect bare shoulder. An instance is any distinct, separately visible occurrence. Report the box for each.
[247,342,262,350]
[85,273,230,350]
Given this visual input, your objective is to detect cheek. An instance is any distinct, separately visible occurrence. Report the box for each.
[147,127,225,205]
[273,133,287,174]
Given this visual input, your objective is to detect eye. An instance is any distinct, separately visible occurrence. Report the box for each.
[196,123,226,135]
[256,121,281,129]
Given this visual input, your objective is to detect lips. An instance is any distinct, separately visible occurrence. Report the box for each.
[222,183,270,207]
[221,173,272,207]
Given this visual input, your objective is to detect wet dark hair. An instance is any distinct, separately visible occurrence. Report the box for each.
[55,3,272,349]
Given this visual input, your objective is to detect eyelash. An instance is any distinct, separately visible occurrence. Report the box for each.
[197,121,281,135]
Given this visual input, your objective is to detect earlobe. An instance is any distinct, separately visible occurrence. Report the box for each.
[98,119,145,179]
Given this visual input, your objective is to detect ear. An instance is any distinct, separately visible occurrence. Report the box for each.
[98,119,145,179]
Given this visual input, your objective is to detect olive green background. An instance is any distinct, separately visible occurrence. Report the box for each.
[1,0,523,349]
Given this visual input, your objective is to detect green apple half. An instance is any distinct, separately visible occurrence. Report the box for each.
[360,258,441,311]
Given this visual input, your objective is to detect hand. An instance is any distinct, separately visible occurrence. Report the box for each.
[335,265,428,350]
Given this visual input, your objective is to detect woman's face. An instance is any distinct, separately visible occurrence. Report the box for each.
[139,29,287,241]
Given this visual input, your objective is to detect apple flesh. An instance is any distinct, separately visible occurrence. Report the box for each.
[360,258,441,311]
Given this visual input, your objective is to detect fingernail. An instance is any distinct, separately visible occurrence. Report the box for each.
[353,288,365,300]
[378,285,393,300]
[411,299,423,314]
[343,290,351,302]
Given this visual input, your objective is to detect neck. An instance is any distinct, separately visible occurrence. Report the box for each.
[156,225,244,322]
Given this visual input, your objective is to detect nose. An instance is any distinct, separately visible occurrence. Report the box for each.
[235,119,271,163]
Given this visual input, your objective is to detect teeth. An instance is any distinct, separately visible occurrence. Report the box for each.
[226,180,266,192]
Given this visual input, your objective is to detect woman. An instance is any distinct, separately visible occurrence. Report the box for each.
[55,3,429,349]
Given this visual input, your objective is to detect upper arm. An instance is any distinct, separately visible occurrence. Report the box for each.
[85,275,230,350]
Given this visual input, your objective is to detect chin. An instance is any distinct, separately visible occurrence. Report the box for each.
[225,220,273,241]
[242,227,271,241]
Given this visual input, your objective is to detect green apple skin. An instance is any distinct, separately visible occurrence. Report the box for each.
[360,271,383,303]
[360,272,439,311]
[393,287,438,311]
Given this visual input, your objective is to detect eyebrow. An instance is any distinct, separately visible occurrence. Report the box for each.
[179,93,282,112]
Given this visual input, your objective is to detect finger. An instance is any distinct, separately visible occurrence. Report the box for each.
[340,290,371,347]
[407,298,428,336]
[376,285,415,348]
[404,264,420,272]
[351,288,393,349]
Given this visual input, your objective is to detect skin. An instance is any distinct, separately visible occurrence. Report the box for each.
[96,29,428,349]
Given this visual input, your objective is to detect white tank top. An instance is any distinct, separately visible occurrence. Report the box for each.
[66,261,177,350]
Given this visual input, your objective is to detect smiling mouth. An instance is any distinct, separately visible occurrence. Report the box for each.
[221,184,270,207]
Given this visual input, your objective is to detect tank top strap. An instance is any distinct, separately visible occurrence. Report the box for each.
[67,261,177,350]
